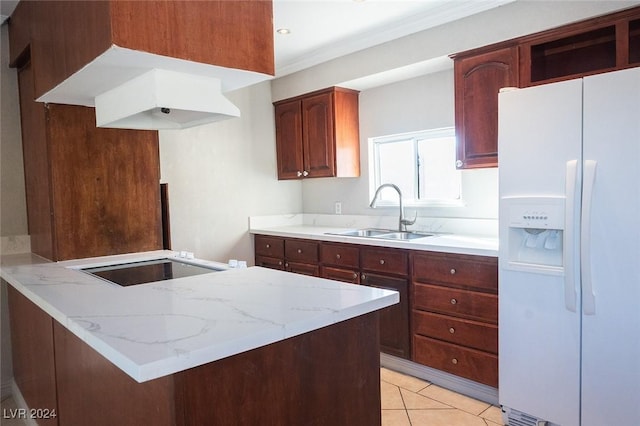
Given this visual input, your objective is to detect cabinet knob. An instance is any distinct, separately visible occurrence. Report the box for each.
[450,268,456,275]
[449,327,455,334]
[361,274,366,281]
[297,171,303,177]
[450,298,457,305]
[285,262,289,268]
[456,160,463,168]
[379,259,385,265]
[297,249,302,254]
[278,261,283,266]
[266,243,271,248]
[451,358,458,365]
[353,273,358,279]
[336,253,341,259]
[302,170,309,177]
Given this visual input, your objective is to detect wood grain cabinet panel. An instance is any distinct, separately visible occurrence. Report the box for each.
[253,235,320,276]
[274,87,360,180]
[17,62,162,261]
[412,251,497,292]
[9,0,274,98]
[450,6,640,171]
[254,235,285,259]
[414,335,498,388]
[413,283,498,323]
[320,243,360,269]
[7,286,58,426]
[413,310,498,354]
[411,251,498,387]
[361,247,408,276]
[452,46,518,169]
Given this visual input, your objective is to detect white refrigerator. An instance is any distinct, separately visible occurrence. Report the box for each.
[498,67,640,426]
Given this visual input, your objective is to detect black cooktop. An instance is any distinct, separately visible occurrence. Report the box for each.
[82,258,220,287]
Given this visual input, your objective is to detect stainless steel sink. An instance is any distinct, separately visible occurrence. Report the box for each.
[377,231,433,240]
[327,229,433,240]
[334,229,391,238]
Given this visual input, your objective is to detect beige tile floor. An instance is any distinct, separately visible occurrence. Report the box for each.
[381,368,504,426]
[1,368,505,425]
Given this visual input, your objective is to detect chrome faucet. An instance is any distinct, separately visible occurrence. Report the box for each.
[369,183,417,232]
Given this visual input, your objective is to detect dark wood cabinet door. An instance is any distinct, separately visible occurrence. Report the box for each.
[302,91,336,178]
[361,272,410,359]
[321,266,360,284]
[274,100,304,180]
[286,261,319,277]
[454,46,518,169]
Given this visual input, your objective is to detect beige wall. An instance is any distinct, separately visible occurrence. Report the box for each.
[0,25,27,238]
[159,81,302,265]
[301,69,498,220]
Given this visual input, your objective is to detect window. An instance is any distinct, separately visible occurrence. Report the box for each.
[370,127,461,206]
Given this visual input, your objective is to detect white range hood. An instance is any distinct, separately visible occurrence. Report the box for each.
[36,45,273,131]
[95,69,240,130]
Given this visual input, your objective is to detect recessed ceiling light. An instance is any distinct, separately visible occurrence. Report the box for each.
[276,28,291,35]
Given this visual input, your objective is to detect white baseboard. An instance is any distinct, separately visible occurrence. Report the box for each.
[380,353,499,405]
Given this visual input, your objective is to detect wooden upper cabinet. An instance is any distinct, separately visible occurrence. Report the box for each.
[519,6,640,87]
[9,0,274,98]
[18,61,162,261]
[274,100,305,180]
[274,87,360,180]
[450,6,639,170]
[453,46,518,169]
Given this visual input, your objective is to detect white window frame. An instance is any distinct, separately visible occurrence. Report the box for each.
[368,127,464,208]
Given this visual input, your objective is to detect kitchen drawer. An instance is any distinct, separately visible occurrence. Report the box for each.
[255,255,284,270]
[413,310,497,354]
[320,243,360,268]
[361,247,408,276]
[254,235,285,258]
[321,266,360,284]
[412,252,497,293]
[285,239,319,263]
[413,283,498,323]
[413,335,498,387]
[286,261,319,277]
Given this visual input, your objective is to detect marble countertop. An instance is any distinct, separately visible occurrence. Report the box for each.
[1,250,398,383]
[250,225,498,257]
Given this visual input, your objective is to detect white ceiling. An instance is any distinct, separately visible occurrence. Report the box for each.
[273,0,514,77]
[1,0,514,77]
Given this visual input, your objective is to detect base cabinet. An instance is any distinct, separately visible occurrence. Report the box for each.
[254,235,319,276]
[411,251,498,387]
[8,285,381,425]
[7,286,58,426]
[254,234,499,386]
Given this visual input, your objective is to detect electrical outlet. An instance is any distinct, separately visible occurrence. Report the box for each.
[334,202,342,215]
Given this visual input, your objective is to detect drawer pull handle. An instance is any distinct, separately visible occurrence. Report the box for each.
[451,358,458,365]
[450,268,456,275]
[379,259,385,265]
[450,298,457,305]
[336,254,341,259]
[449,327,455,334]
[297,249,302,254]
[266,244,271,248]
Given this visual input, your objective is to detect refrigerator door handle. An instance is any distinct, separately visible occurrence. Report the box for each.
[564,160,579,313]
[582,160,597,315]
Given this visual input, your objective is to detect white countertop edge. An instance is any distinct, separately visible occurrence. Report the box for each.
[1,253,399,383]
[249,225,498,257]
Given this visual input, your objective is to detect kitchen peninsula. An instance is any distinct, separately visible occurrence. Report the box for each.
[1,250,397,426]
